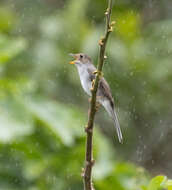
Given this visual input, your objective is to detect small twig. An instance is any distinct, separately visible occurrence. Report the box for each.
[83,0,114,190]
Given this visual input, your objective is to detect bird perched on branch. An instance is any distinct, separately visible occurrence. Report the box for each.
[69,53,123,143]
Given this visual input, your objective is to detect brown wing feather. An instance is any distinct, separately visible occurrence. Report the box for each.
[87,67,114,107]
[87,67,96,81]
[99,78,114,108]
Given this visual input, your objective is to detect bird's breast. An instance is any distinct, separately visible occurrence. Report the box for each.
[77,65,92,96]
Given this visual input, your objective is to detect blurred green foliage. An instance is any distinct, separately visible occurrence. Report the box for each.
[0,0,172,189]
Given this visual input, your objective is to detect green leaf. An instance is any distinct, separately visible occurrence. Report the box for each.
[166,180,172,190]
[147,176,167,190]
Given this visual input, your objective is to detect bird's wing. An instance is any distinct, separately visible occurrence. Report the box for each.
[87,64,122,142]
[99,78,114,107]
[87,65,96,81]
[87,65,114,107]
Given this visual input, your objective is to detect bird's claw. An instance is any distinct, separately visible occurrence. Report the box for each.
[93,70,104,77]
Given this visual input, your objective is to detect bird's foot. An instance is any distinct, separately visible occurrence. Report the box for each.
[93,70,104,77]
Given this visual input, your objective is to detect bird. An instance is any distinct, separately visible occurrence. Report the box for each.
[69,53,123,143]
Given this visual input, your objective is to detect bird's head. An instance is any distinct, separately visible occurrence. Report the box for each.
[69,53,92,66]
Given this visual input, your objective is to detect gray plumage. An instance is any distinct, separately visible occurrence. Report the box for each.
[69,53,123,143]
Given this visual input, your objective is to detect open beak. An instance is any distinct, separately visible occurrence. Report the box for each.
[69,53,77,64]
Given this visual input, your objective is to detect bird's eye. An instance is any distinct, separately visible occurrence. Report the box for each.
[80,54,83,59]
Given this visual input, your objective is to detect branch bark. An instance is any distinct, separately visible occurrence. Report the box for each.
[83,1,114,190]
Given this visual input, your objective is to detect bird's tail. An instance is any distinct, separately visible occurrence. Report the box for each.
[100,99,123,143]
[111,108,123,143]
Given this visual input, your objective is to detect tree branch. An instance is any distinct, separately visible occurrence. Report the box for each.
[83,0,114,190]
